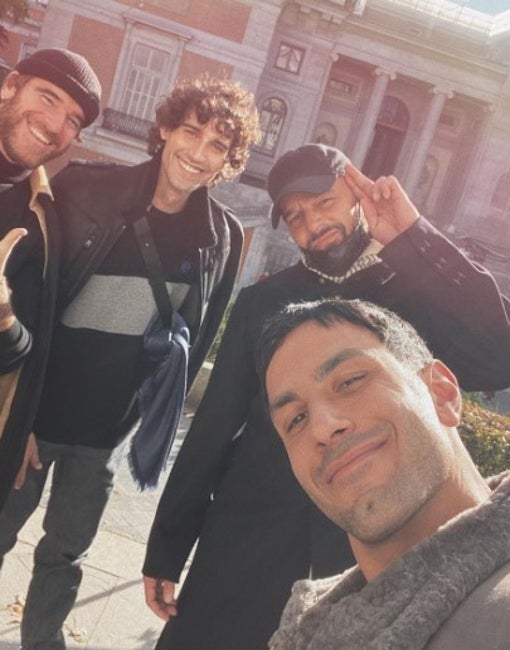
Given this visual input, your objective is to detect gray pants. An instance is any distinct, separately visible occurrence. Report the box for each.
[0,439,125,650]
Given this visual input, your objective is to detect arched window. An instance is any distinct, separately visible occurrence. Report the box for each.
[491,172,510,212]
[377,95,409,130]
[258,97,287,155]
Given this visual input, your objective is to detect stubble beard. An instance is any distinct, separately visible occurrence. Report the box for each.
[0,99,58,168]
[324,414,449,545]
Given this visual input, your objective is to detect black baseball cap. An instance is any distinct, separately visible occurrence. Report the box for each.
[267,144,350,228]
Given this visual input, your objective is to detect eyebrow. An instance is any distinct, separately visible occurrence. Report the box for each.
[314,347,363,381]
[183,120,230,141]
[269,390,298,416]
[268,347,364,415]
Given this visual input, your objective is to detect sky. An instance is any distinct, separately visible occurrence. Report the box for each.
[462,0,510,13]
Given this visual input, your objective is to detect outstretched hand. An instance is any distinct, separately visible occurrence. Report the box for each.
[344,165,419,246]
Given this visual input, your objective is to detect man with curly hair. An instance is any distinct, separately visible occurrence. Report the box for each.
[0,75,259,650]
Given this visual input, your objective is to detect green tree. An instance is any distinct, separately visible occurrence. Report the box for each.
[0,0,29,47]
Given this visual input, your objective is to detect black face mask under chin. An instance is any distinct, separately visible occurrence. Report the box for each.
[301,220,370,278]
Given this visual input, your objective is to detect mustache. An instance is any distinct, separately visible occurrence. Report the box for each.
[313,423,389,484]
[307,224,348,250]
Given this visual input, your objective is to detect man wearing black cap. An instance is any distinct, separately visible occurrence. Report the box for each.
[0,48,101,510]
[142,143,510,650]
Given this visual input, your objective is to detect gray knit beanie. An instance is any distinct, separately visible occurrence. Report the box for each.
[15,48,101,127]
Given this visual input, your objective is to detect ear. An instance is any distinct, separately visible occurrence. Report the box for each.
[420,360,462,427]
[1,71,20,101]
[159,125,169,142]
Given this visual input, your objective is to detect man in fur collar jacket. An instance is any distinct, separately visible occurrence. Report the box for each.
[260,297,510,650]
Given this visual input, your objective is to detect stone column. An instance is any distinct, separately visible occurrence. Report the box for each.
[350,67,396,167]
[405,85,454,196]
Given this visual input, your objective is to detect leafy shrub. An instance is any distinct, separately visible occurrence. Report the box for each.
[460,394,510,477]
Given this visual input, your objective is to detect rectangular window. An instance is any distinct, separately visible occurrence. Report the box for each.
[121,43,169,121]
[274,42,304,74]
[328,78,357,96]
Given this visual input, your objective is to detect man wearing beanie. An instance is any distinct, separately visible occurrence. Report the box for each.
[0,74,259,650]
[141,143,510,650]
[0,47,101,514]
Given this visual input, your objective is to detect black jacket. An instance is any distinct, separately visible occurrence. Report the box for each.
[0,169,60,510]
[51,154,244,388]
[143,217,510,650]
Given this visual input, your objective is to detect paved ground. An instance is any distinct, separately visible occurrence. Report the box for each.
[0,414,193,650]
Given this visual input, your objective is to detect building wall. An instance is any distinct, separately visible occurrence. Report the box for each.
[1,0,509,290]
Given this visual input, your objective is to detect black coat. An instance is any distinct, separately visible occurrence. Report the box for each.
[144,217,510,650]
[51,155,244,389]
[0,171,60,510]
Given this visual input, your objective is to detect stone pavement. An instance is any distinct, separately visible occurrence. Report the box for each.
[0,414,194,650]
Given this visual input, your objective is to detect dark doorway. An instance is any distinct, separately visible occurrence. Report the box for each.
[362,95,409,179]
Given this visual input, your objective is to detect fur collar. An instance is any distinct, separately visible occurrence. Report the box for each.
[270,472,510,649]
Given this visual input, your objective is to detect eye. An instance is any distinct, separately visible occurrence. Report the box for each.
[285,410,308,435]
[318,196,335,208]
[335,372,367,393]
[66,116,82,132]
[212,141,228,154]
[40,92,54,106]
[283,212,302,228]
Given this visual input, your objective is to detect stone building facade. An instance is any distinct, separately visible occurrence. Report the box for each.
[1,0,509,292]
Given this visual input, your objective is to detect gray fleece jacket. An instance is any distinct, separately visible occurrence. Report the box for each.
[269,472,510,650]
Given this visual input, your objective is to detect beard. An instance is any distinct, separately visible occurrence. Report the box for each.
[302,218,371,278]
[0,98,59,169]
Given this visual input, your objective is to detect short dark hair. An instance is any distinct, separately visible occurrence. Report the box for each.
[257,298,433,401]
[147,75,260,182]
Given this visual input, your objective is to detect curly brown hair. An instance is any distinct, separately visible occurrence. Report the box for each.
[147,75,260,182]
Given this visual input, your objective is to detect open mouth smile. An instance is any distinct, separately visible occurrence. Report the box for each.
[178,157,204,176]
[28,123,53,146]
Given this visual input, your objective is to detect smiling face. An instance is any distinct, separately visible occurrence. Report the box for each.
[266,319,458,545]
[154,109,232,213]
[0,72,84,169]
[280,176,359,253]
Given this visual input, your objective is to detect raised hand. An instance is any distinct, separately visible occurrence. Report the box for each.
[0,228,27,328]
[344,165,419,246]
[0,228,27,304]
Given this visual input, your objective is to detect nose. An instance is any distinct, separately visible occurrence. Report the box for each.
[308,404,354,449]
[44,107,67,136]
[188,137,208,162]
[303,207,331,240]
[304,208,321,230]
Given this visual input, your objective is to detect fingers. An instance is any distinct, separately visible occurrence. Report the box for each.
[345,164,399,203]
[143,576,178,620]
[372,176,394,202]
[14,456,30,490]
[344,164,372,201]
[0,228,27,276]
[14,433,42,490]
[161,581,178,614]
